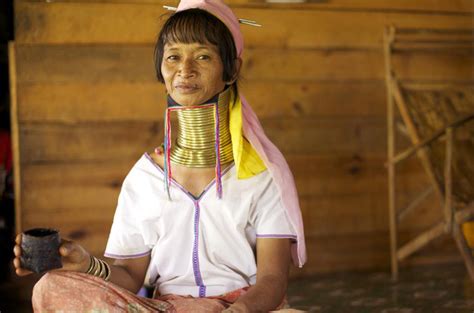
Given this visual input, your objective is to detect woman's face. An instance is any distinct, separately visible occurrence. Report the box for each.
[161,41,227,106]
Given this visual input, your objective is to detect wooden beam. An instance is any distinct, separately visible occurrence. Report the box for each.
[403,81,474,91]
[21,153,432,199]
[8,41,22,234]
[395,27,474,34]
[17,81,388,123]
[396,122,409,138]
[390,53,474,81]
[397,222,445,261]
[393,42,474,52]
[444,127,453,233]
[397,186,434,222]
[19,122,162,163]
[384,25,398,281]
[15,2,474,46]
[14,45,473,84]
[293,230,459,277]
[14,45,384,82]
[19,117,388,163]
[19,0,474,11]
[18,0,474,13]
[22,191,435,237]
[390,113,474,165]
[390,78,444,201]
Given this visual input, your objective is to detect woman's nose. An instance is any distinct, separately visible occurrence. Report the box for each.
[178,58,196,78]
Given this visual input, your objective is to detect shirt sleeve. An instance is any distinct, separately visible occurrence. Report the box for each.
[249,172,297,240]
[104,173,152,259]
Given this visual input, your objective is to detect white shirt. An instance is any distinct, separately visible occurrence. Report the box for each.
[105,153,296,297]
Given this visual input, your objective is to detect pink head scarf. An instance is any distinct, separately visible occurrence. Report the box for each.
[176,0,306,267]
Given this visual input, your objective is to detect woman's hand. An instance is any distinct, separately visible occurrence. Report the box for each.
[13,233,91,276]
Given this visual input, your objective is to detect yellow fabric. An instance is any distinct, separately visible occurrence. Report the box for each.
[462,222,474,248]
[229,88,267,179]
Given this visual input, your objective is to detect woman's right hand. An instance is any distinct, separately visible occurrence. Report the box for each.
[13,233,91,276]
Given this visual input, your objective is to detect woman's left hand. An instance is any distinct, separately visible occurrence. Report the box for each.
[222,302,250,313]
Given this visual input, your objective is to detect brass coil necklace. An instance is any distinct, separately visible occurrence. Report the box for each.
[163,87,234,198]
[166,87,234,167]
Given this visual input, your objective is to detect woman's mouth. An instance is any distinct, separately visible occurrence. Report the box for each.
[174,83,199,94]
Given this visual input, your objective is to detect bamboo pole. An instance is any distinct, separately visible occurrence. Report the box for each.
[8,41,22,234]
[397,186,434,222]
[403,81,474,91]
[396,122,409,138]
[393,42,474,52]
[397,222,445,261]
[390,78,444,203]
[390,114,474,165]
[386,26,474,281]
[444,127,453,233]
[384,25,398,281]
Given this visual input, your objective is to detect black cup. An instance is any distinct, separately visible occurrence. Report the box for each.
[20,228,63,273]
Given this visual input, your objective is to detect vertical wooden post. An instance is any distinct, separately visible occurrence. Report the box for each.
[8,41,22,234]
[384,26,398,281]
[444,127,453,233]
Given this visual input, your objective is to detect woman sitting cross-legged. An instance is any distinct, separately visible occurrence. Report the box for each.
[13,0,306,311]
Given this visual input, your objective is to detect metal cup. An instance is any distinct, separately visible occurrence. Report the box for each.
[20,228,63,273]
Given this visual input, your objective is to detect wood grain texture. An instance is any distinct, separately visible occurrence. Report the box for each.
[17,81,387,123]
[20,153,425,193]
[15,2,473,46]
[21,189,441,246]
[15,45,472,84]
[290,154,430,197]
[20,154,437,230]
[243,0,474,13]
[20,122,161,163]
[17,0,474,13]
[18,117,388,164]
[291,232,460,276]
[8,42,22,233]
[301,195,441,237]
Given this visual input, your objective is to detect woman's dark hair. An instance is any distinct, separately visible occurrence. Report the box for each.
[154,9,238,83]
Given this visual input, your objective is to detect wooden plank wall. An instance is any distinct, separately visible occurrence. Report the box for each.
[11,0,473,276]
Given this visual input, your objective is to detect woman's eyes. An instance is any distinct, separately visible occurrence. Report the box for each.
[165,54,212,61]
[166,55,179,61]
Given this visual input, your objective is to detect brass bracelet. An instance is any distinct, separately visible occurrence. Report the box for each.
[103,260,111,281]
[85,255,96,275]
[98,259,106,279]
[85,256,111,281]
[87,256,99,275]
[93,258,102,277]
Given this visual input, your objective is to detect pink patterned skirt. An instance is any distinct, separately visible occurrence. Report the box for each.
[32,271,288,312]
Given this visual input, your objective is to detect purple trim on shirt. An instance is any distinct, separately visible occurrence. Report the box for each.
[144,152,234,201]
[256,234,297,239]
[104,250,151,259]
[144,152,236,297]
[192,200,206,297]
